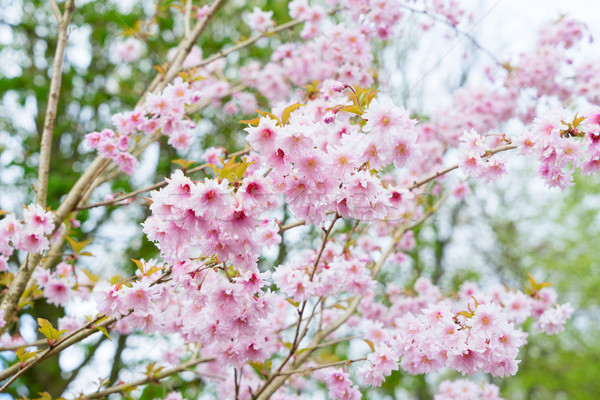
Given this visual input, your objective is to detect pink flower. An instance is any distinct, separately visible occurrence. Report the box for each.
[471,303,503,338]
[44,278,72,307]
[0,256,8,272]
[358,344,399,386]
[247,7,275,33]
[245,117,280,154]
[114,152,139,175]
[17,230,49,253]
[202,147,225,164]
[363,96,411,135]
[536,303,574,334]
[112,38,144,63]
[123,279,156,313]
[23,203,54,235]
[326,369,360,400]
[93,282,127,316]
[190,178,233,217]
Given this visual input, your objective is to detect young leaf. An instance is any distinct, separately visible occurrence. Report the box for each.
[240,117,261,125]
[16,347,42,366]
[131,258,144,272]
[363,338,375,352]
[281,103,305,124]
[339,104,363,116]
[65,236,93,257]
[97,326,112,341]
[38,318,67,346]
[171,158,195,170]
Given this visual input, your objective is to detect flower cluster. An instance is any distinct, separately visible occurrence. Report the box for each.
[352,277,572,385]
[86,79,200,174]
[240,24,373,103]
[142,169,280,271]
[244,92,420,224]
[457,129,507,182]
[0,204,55,264]
[247,7,275,33]
[515,107,600,189]
[93,259,288,369]
[33,261,92,307]
[273,242,375,302]
[325,369,361,400]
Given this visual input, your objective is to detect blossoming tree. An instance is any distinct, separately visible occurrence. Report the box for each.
[0,0,596,398]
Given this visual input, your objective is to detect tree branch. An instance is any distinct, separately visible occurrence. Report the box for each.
[80,357,214,399]
[48,0,63,23]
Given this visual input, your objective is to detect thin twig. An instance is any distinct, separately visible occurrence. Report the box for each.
[400,4,503,66]
[274,357,367,377]
[407,144,517,191]
[48,0,62,23]
[76,148,250,210]
[254,196,447,400]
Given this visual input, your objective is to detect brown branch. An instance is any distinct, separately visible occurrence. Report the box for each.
[407,144,517,191]
[184,0,192,37]
[76,147,251,210]
[0,339,47,352]
[146,0,228,98]
[0,314,115,389]
[37,0,75,208]
[48,0,62,23]
[279,220,306,232]
[80,356,214,399]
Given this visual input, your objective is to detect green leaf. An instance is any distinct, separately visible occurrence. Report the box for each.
[81,269,99,284]
[527,272,552,294]
[256,110,281,125]
[235,158,256,179]
[16,347,42,365]
[131,258,144,271]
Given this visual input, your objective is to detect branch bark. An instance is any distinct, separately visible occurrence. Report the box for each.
[37,0,75,208]
[0,0,75,336]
